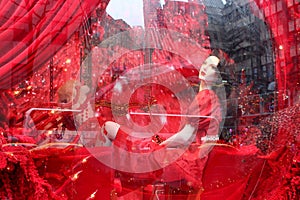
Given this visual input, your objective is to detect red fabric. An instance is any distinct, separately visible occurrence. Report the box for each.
[202,145,263,199]
[110,89,222,188]
[0,0,105,89]
[201,177,249,200]
[32,147,114,200]
[188,89,222,142]
[112,89,221,151]
[154,89,222,187]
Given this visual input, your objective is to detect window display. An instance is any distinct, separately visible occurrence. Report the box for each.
[0,0,299,199]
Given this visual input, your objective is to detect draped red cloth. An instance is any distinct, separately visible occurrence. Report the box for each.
[0,0,105,89]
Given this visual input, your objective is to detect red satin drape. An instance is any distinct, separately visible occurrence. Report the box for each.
[0,0,105,89]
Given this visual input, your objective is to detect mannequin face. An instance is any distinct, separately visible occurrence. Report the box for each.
[199,56,220,84]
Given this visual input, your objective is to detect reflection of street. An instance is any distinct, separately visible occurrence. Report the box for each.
[224,90,290,125]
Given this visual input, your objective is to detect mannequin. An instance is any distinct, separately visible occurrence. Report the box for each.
[160,54,223,148]
[98,49,233,194]
[100,50,228,151]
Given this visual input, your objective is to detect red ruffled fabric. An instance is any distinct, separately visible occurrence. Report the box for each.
[0,0,106,89]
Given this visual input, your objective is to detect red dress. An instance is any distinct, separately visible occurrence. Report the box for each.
[108,87,265,200]
[112,89,222,151]
[110,89,223,193]
[156,89,223,189]
[187,89,222,143]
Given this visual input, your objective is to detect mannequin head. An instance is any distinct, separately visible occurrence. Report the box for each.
[199,55,221,89]
[199,49,235,91]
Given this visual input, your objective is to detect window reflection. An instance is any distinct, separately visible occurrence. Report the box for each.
[106,0,145,27]
[0,0,299,199]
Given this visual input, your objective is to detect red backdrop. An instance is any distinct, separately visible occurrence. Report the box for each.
[0,0,106,89]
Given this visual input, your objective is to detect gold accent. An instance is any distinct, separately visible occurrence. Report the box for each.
[95,99,157,116]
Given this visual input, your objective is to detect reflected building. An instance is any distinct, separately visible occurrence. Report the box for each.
[256,0,300,105]
[206,0,300,105]
[205,0,274,91]
[89,0,299,106]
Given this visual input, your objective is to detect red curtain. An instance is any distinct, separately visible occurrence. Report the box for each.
[0,0,104,89]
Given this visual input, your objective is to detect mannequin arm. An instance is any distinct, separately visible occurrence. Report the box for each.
[159,124,195,148]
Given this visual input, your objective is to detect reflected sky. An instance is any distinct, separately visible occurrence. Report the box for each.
[106,0,227,27]
[106,0,145,27]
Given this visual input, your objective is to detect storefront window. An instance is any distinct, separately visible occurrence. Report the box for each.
[0,0,299,199]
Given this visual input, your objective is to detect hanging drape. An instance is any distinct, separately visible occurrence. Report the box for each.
[0,0,105,89]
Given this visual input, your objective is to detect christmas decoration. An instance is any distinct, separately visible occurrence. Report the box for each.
[0,0,299,199]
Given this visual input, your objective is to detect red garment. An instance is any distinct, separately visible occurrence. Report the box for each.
[153,89,222,188]
[109,88,263,200]
[112,88,221,150]
[188,89,222,142]
[110,89,222,188]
